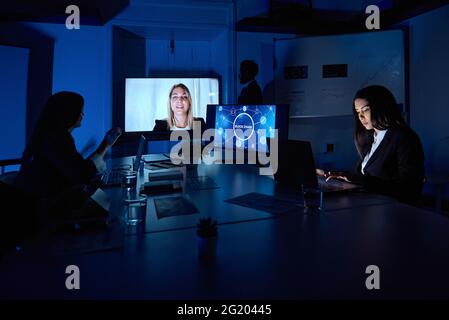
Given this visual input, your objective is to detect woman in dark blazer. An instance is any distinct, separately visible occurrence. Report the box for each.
[322,85,425,204]
[153,83,205,133]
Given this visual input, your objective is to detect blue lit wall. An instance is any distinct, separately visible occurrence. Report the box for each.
[0,22,54,161]
[22,22,111,157]
[407,4,449,198]
[0,45,29,160]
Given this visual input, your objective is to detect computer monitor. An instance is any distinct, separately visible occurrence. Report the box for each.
[125,77,220,132]
[206,104,289,151]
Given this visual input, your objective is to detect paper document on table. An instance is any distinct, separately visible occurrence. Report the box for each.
[154,196,199,218]
[225,192,301,214]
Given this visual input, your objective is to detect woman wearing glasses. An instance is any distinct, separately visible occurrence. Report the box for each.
[153,83,205,132]
[318,85,425,204]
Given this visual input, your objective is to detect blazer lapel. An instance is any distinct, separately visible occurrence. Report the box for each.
[364,129,392,170]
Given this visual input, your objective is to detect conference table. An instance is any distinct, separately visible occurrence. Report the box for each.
[1,155,449,299]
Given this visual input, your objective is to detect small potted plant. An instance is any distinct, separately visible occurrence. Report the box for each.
[196,217,218,260]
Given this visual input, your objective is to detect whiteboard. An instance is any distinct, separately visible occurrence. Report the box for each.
[274,30,404,117]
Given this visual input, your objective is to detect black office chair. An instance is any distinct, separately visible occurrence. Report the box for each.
[0,172,38,256]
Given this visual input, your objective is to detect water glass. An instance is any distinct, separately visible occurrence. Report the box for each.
[301,185,323,211]
[124,195,147,225]
[121,171,138,190]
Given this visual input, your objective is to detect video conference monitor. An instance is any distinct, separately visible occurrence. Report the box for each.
[125,77,220,132]
[206,104,289,151]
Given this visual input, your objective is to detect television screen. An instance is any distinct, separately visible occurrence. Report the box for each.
[125,78,219,132]
[208,104,278,151]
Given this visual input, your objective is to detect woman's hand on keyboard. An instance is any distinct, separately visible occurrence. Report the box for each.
[325,171,351,183]
[317,168,351,182]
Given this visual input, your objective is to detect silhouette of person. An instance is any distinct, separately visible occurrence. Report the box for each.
[14,91,122,220]
[238,60,263,104]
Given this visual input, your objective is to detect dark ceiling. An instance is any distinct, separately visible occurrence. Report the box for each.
[237,0,449,34]
[0,0,129,26]
[0,0,447,33]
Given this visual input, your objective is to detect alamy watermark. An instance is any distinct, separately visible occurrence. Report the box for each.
[65,5,80,30]
[65,265,80,290]
[365,5,380,30]
[365,265,380,290]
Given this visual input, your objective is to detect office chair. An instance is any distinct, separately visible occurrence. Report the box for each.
[0,173,38,256]
[424,137,449,214]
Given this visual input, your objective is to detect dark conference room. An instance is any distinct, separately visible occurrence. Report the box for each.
[1,0,449,304]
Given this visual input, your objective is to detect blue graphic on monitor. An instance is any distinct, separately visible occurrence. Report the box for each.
[214,105,276,150]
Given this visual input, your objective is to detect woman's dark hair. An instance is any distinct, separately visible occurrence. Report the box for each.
[353,85,405,157]
[22,91,84,163]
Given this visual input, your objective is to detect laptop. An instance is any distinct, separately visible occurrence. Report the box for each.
[142,139,182,163]
[274,140,362,193]
[132,134,146,171]
[102,135,146,186]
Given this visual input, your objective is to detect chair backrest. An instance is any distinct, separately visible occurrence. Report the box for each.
[0,171,19,185]
[0,174,37,255]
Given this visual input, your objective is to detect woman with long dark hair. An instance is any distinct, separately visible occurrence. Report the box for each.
[322,85,425,203]
[14,91,121,212]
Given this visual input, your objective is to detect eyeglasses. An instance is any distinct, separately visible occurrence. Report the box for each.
[171,95,189,102]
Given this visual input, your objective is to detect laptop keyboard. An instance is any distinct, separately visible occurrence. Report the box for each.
[317,176,359,192]
[103,170,125,186]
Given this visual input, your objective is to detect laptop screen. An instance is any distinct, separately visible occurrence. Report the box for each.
[274,140,318,188]
[133,135,146,170]
[206,104,276,151]
[206,104,289,153]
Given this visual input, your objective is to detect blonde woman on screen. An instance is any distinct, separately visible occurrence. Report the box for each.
[153,83,205,132]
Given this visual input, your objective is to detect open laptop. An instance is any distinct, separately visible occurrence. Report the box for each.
[102,135,146,186]
[132,134,145,171]
[274,140,362,193]
[143,139,180,164]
